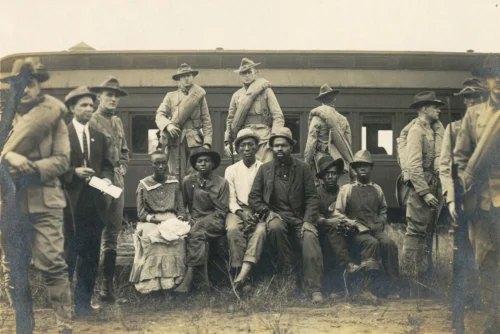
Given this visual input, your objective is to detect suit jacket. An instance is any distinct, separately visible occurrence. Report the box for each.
[63,123,114,222]
[248,157,319,224]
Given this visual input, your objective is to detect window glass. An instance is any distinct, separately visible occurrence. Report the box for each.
[284,114,301,154]
[361,115,393,155]
[131,115,158,154]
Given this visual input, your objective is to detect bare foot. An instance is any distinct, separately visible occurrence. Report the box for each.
[234,262,252,284]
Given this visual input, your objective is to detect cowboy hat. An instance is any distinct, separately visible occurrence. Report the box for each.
[1,57,49,84]
[409,91,445,109]
[234,58,261,73]
[234,128,261,152]
[64,86,96,107]
[269,127,297,146]
[172,63,199,81]
[315,84,341,101]
[91,76,128,96]
[315,155,345,179]
[189,147,221,171]
[472,54,500,78]
[350,150,374,169]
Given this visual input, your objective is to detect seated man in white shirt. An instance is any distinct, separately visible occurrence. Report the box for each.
[224,129,266,286]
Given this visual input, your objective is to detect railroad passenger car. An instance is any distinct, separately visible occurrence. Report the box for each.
[0,48,487,220]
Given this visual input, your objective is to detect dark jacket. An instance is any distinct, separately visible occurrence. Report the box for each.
[249,157,319,224]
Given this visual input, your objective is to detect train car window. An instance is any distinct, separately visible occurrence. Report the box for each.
[131,114,158,154]
[361,115,393,155]
[284,114,301,154]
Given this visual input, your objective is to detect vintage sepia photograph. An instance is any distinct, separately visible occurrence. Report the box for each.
[0,0,499,333]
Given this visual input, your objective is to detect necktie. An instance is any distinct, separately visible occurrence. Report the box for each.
[82,130,89,164]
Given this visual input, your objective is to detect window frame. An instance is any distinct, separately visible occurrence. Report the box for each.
[360,112,396,161]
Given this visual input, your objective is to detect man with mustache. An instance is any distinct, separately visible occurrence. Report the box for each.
[454,54,500,334]
[89,77,129,304]
[249,127,323,303]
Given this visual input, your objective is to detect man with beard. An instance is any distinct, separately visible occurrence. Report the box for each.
[248,127,323,303]
[156,64,212,179]
[400,91,444,287]
[224,58,284,163]
[224,129,266,286]
[89,77,129,304]
[176,148,229,293]
[0,58,72,333]
[454,54,500,333]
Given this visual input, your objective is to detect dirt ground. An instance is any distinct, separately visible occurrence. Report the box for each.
[0,297,489,334]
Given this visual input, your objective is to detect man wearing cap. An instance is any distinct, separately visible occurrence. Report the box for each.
[454,54,500,333]
[63,86,114,317]
[224,58,284,163]
[156,63,212,179]
[224,129,266,286]
[334,150,399,299]
[175,148,229,293]
[304,84,353,181]
[0,58,72,333]
[400,91,444,285]
[249,127,323,303]
[89,76,129,304]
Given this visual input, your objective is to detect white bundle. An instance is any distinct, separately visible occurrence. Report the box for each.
[157,218,191,242]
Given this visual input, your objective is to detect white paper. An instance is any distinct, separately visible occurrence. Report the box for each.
[88,176,122,199]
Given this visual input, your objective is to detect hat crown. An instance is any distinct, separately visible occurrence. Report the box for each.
[352,150,373,164]
[236,128,257,140]
[319,84,333,95]
[317,156,335,171]
[240,58,255,68]
[177,63,193,73]
[413,91,438,103]
[462,77,483,88]
[271,127,293,139]
[235,57,261,73]
[64,86,96,104]
[2,57,49,83]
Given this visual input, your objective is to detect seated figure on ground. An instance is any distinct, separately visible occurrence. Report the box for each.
[130,151,189,294]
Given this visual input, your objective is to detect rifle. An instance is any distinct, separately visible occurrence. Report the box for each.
[450,124,467,334]
[228,124,235,164]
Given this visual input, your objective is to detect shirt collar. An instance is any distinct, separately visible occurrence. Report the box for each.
[72,118,89,133]
[238,159,262,170]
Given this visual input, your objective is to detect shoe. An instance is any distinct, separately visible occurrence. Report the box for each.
[311,292,324,303]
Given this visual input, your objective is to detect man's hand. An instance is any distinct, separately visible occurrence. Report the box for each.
[301,222,318,238]
[4,152,37,175]
[75,167,95,179]
[423,193,440,209]
[224,144,234,158]
[166,124,181,138]
[448,201,459,223]
[237,210,257,233]
[118,165,126,176]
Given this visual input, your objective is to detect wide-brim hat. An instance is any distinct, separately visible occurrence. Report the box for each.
[91,76,128,96]
[472,54,500,78]
[454,77,487,96]
[189,148,221,171]
[1,57,49,84]
[64,86,96,107]
[315,84,341,101]
[315,156,345,179]
[234,128,260,153]
[234,57,261,73]
[409,91,445,109]
[350,150,374,168]
[172,63,199,81]
[268,127,297,146]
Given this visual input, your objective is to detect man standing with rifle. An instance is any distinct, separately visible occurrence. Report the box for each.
[454,54,500,334]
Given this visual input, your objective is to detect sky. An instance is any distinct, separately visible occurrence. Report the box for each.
[0,0,499,59]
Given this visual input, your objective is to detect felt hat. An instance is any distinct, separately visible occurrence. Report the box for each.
[234,128,261,152]
[189,147,221,171]
[409,91,445,109]
[472,54,500,78]
[234,57,261,73]
[172,63,199,81]
[350,150,374,168]
[315,84,341,101]
[91,76,128,96]
[268,127,297,146]
[454,77,488,96]
[64,86,96,107]
[315,155,345,179]
[1,57,49,84]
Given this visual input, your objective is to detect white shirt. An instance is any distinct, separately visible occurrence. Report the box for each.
[224,159,263,213]
[72,118,91,162]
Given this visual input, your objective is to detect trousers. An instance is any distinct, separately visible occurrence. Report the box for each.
[101,169,124,252]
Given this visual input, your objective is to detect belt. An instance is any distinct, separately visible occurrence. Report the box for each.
[243,115,265,125]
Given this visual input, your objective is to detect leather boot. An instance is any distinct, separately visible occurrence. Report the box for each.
[99,250,117,303]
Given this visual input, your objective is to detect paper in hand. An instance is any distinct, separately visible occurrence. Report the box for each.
[88,176,122,199]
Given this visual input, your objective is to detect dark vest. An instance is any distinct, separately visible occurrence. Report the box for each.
[345,185,383,232]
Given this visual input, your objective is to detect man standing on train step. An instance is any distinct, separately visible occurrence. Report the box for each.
[304,84,354,182]
[224,58,285,163]
[400,91,444,288]
[89,77,129,305]
[454,54,500,334]
[156,63,212,179]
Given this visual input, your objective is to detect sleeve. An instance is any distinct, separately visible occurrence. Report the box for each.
[406,128,430,196]
[224,93,238,143]
[303,163,319,224]
[333,185,350,220]
[175,182,187,218]
[216,179,230,220]
[33,119,70,183]
[248,165,269,214]
[200,97,213,147]
[136,182,150,222]
[225,166,242,214]
[181,176,191,216]
[439,124,454,203]
[114,117,130,172]
[304,116,321,164]
[453,110,475,189]
[265,88,285,134]
[376,185,388,223]
[344,119,352,147]
[433,121,445,174]
[155,94,173,131]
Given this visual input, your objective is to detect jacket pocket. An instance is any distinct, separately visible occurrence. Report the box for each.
[43,184,66,209]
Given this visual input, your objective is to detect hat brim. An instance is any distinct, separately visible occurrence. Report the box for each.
[471,67,500,78]
[234,62,261,73]
[91,86,128,96]
[268,134,297,147]
[64,93,97,107]
[314,89,341,101]
[0,71,49,84]
[189,151,221,171]
[453,87,487,96]
[234,134,261,153]
[409,99,445,109]
[315,158,345,179]
[172,70,199,81]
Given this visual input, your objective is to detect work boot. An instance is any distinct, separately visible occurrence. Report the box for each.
[99,250,127,304]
